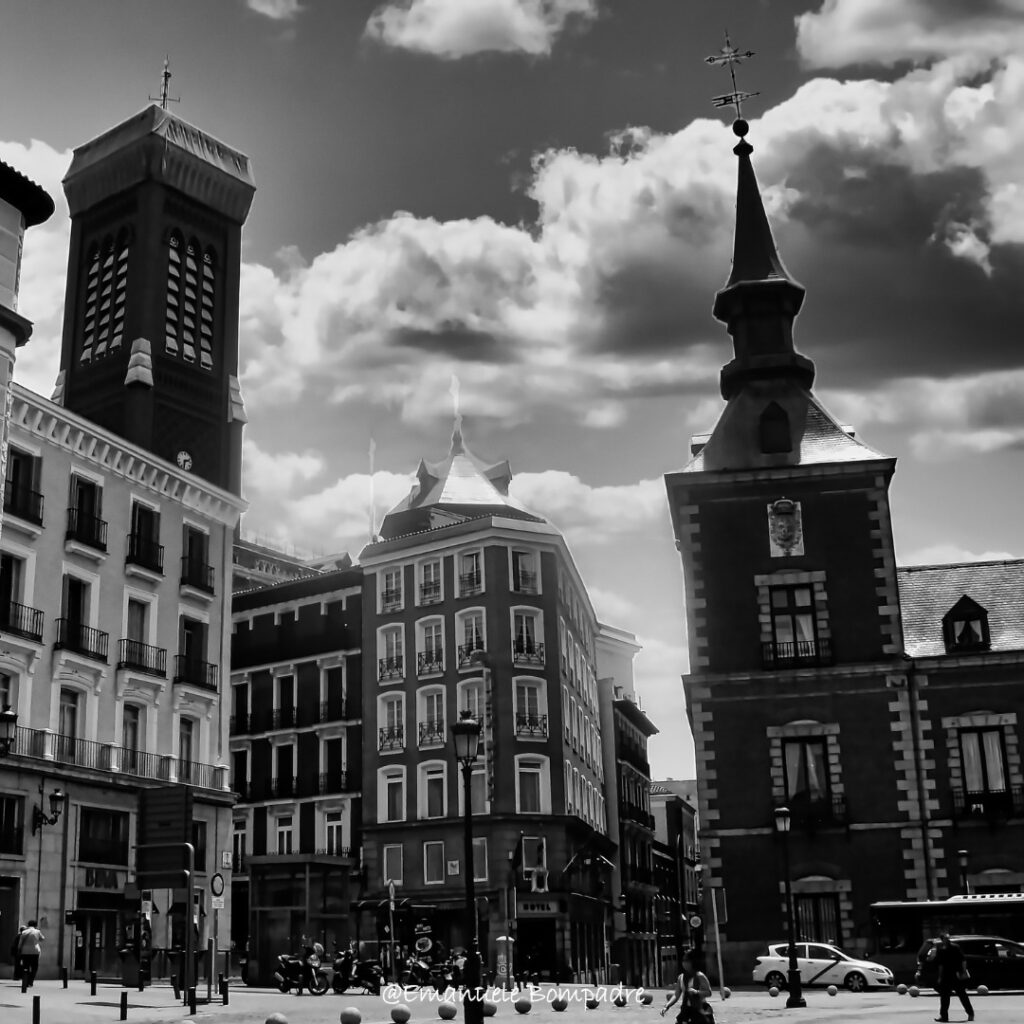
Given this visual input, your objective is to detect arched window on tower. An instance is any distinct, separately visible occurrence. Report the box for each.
[165,231,216,369]
[80,229,130,365]
[759,401,792,454]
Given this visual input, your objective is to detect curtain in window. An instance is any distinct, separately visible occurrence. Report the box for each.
[386,779,403,821]
[520,768,541,812]
[962,732,984,792]
[983,730,1006,790]
[515,614,535,649]
[785,740,827,802]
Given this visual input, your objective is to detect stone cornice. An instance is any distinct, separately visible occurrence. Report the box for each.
[665,456,896,491]
[11,383,247,527]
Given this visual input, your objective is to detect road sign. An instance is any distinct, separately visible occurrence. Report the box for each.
[689,915,702,929]
[211,895,225,911]
[210,872,225,897]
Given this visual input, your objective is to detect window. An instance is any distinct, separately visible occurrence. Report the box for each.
[565,763,573,813]
[379,625,404,681]
[419,560,442,604]
[178,616,211,686]
[460,681,484,720]
[419,762,447,819]
[67,476,106,550]
[128,502,163,573]
[960,728,1008,813]
[275,815,293,855]
[459,766,488,816]
[457,610,485,667]
[165,234,215,368]
[473,837,487,881]
[418,620,444,675]
[274,744,295,797]
[419,689,445,747]
[232,820,247,872]
[513,610,544,665]
[943,596,990,652]
[81,230,130,364]
[382,567,403,612]
[0,795,24,856]
[380,768,406,822]
[795,894,841,944]
[122,704,142,771]
[0,672,11,710]
[515,756,549,813]
[383,844,403,884]
[80,807,129,864]
[4,447,42,525]
[60,573,103,658]
[325,811,344,855]
[511,550,539,593]
[423,841,445,884]
[179,717,195,767]
[522,836,546,876]
[181,526,212,591]
[57,688,80,762]
[515,680,547,737]
[783,739,829,806]
[563,690,571,739]
[459,550,483,596]
[379,694,404,751]
[765,586,824,666]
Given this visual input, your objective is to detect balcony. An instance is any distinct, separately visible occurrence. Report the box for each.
[4,480,43,525]
[513,640,545,667]
[779,795,849,830]
[418,719,446,747]
[180,556,215,594]
[126,532,164,574]
[378,656,404,681]
[515,713,548,738]
[229,712,251,734]
[419,580,441,604]
[79,837,129,865]
[66,508,108,552]
[0,825,24,856]
[417,649,444,676]
[381,588,402,612]
[270,775,297,799]
[0,599,44,642]
[457,642,485,669]
[272,706,296,729]
[953,786,1024,821]
[316,844,353,859]
[512,570,538,594]
[378,726,404,752]
[54,619,109,662]
[761,638,832,669]
[173,655,218,691]
[117,639,167,676]
[318,698,353,722]
[459,571,482,596]
[318,770,355,794]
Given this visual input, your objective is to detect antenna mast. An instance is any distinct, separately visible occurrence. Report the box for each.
[149,56,181,110]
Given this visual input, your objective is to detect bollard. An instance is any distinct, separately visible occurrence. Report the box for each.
[222,976,230,1006]
[170,974,180,1000]
[90,970,98,996]
[32,995,40,1024]
[188,986,197,1016]
[120,990,128,1021]
[61,966,69,989]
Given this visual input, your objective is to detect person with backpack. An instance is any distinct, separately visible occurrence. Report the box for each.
[660,951,714,1024]
[18,920,44,988]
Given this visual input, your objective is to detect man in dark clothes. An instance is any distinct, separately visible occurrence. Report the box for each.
[928,933,974,1023]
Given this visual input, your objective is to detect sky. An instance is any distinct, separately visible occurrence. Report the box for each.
[3,0,1024,781]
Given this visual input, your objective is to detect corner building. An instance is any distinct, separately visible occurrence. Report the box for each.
[665,119,1024,981]
[358,427,614,983]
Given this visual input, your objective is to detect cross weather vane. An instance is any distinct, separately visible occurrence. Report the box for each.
[149,56,180,110]
[705,31,758,125]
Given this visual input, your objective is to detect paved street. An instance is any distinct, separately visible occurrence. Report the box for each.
[0,981,1021,1024]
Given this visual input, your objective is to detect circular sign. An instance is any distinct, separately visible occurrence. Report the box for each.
[210,872,225,897]
[689,915,702,929]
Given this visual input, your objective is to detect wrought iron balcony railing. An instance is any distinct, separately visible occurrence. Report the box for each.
[513,640,545,666]
[512,570,538,594]
[126,532,164,574]
[180,556,215,593]
[229,712,251,734]
[318,698,353,722]
[419,580,441,604]
[418,719,446,746]
[381,588,403,611]
[54,618,109,661]
[459,571,482,595]
[272,706,296,729]
[117,638,167,676]
[378,726,404,752]
[458,641,485,668]
[417,649,444,675]
[777,795,849,829]
[173,655,218,690]
[378,656,404,681]
[66,507,108,551]
[0,599,44,642]
[761,638,832,669]
[515,713,548,738]
[4,480,43,525]
[318,770,355,793]
[953,786,1024,820]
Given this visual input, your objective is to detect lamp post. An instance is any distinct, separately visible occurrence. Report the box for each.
[773,806,805,1008]
[32,780,65,835]
[452,710,484,1024]
[957,849,970,895]
[0,703,17,757]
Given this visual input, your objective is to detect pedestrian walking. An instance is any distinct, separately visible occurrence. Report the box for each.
[661,950,714,1024]
[18,920,44,988]
[917,932,974,1023]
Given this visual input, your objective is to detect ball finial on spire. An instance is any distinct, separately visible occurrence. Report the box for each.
[732,118,749,138]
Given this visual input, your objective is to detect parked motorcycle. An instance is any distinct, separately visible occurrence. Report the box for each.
[400,955,452,993]
[332,949,383,995]
[274,945,329,995]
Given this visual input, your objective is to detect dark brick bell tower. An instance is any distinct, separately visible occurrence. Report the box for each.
[56,104,255,495]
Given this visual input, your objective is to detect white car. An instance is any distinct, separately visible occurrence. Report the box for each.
[752,942,894,992]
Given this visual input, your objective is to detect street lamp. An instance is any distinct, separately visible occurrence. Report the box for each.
[32,781,65,835]
[773,806,805,1008]
[957,849,970,895]
[0,703,17,757]
[452,710,484,1024]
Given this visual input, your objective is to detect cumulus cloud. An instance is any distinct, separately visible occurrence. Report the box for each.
[246,0,303,20]
[364,0,598,58]
[901,542,1020,566]
[242,439,326,498]
[796,0,1024,69]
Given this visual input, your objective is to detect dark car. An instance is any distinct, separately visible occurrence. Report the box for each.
[917,935,1024,990]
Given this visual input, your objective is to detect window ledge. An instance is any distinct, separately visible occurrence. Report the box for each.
[64,539,108,563]
[125,562,163,585]
[3,515,42,540]
[180,584,215,604]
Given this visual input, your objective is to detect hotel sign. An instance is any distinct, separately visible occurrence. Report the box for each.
[517,897,561,917]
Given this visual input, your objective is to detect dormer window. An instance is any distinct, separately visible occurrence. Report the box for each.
[943,596,990,652]
[759,402,792,455]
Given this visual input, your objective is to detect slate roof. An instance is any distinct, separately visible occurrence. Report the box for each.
[897,559,1024,657]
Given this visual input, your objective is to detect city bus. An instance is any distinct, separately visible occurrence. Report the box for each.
[870,894,1024,980]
